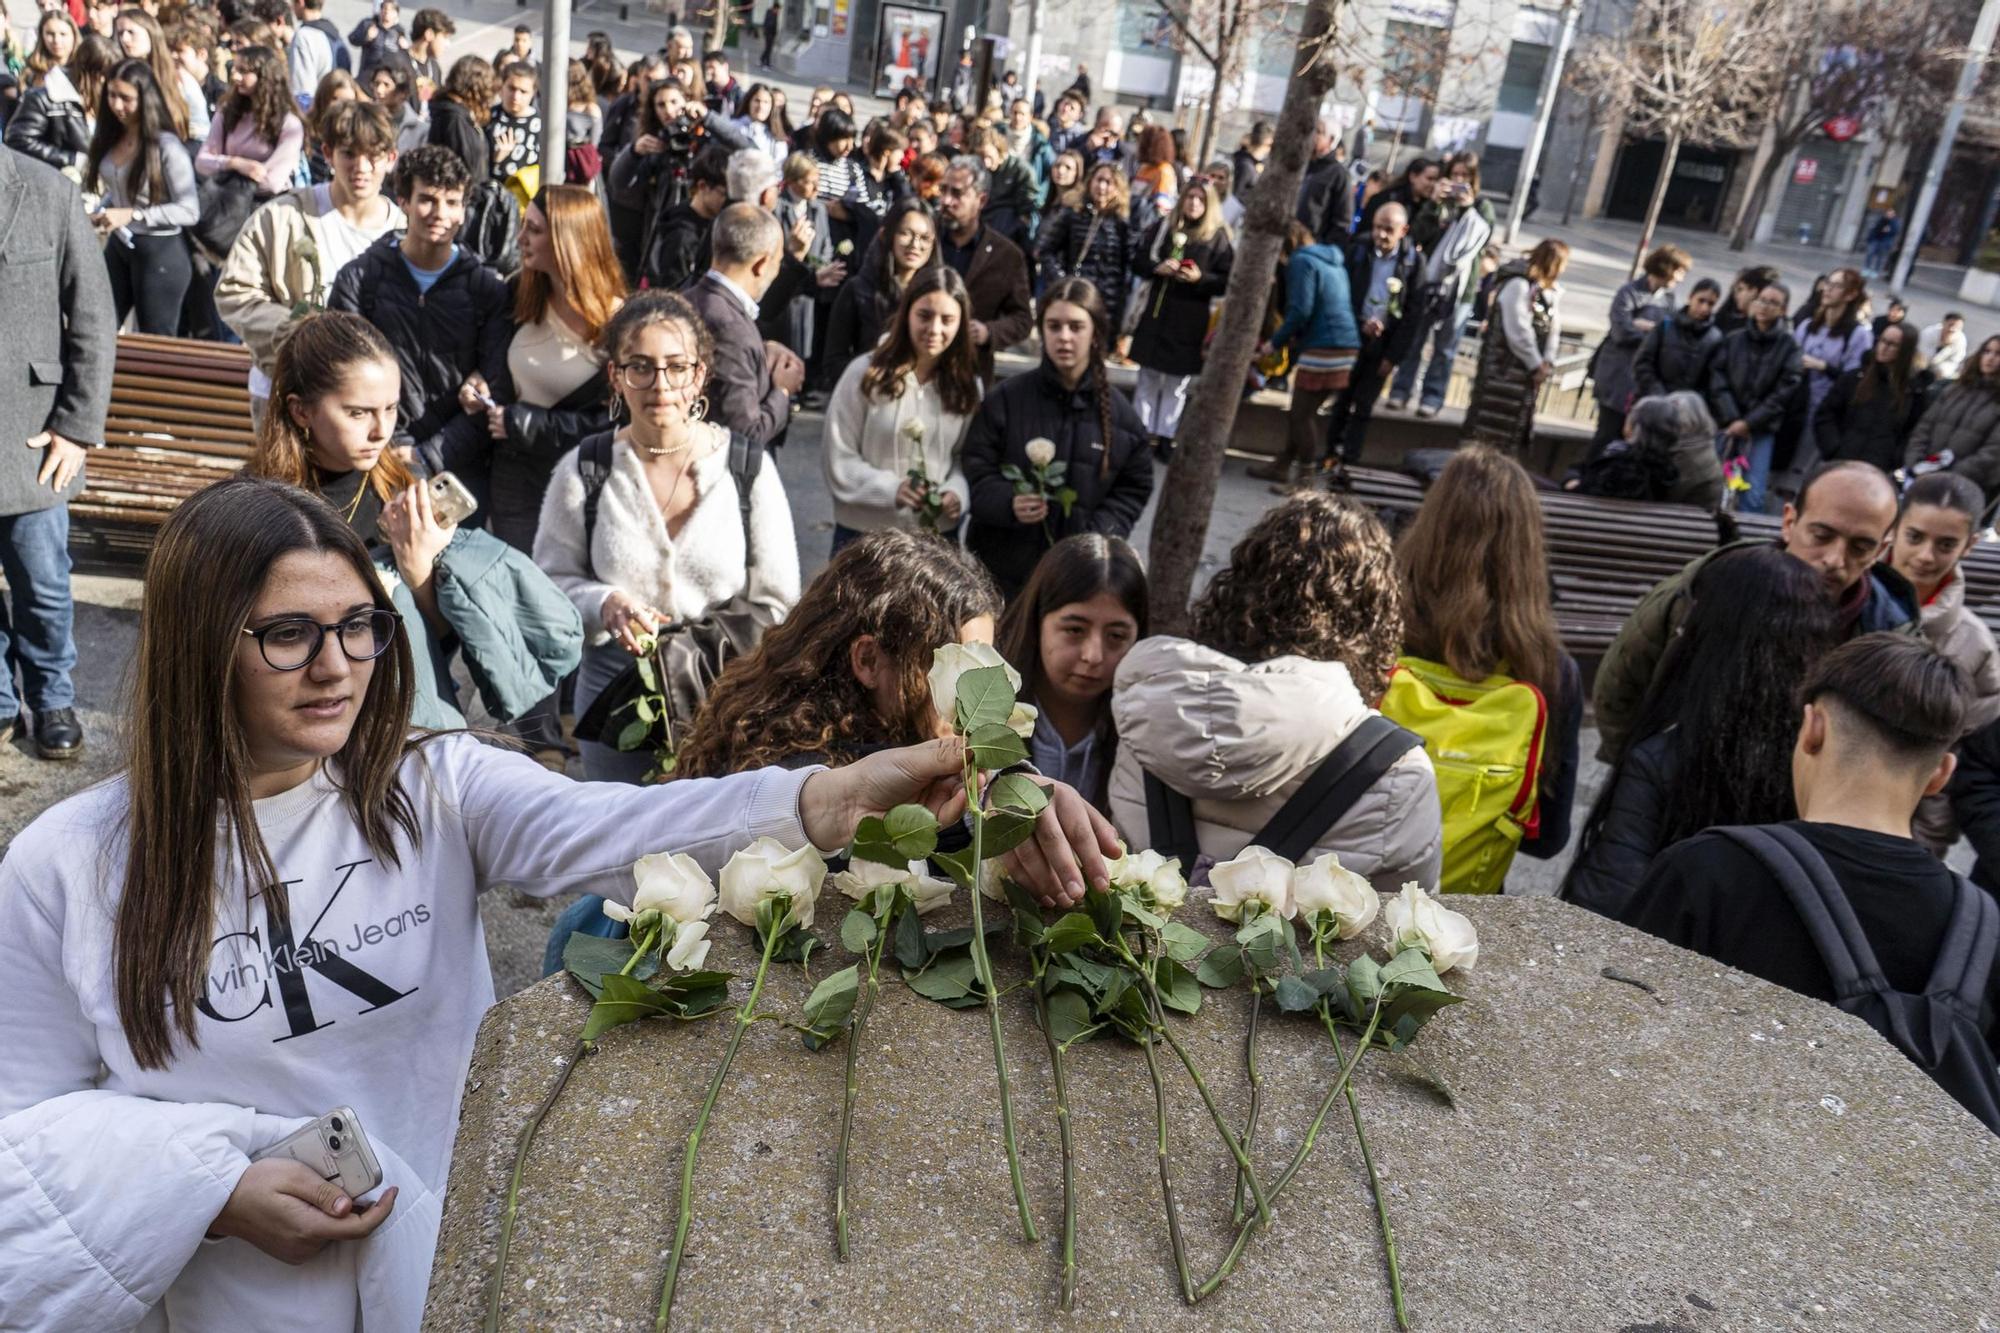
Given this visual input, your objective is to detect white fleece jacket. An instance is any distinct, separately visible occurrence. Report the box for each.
[532,422,802,640]
[0,734,817,1330]
[820,353,973,534]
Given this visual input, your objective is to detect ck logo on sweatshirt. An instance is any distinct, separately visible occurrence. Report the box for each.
[198,858,427,1040]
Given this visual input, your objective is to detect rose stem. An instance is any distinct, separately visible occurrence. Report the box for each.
[1230,978,1264,1227]
[1029,950,1079,1310]
[656,916,784,1331]
[486,1037,589,1333]
[834,904,895,1260]
[1328,1020,1408,1329]
[964,758,1037,1242]
[1140,1024,1196,1303]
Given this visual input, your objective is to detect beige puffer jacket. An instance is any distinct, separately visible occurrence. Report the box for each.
[1914,571,2000,851]
[1108,637,1443,894]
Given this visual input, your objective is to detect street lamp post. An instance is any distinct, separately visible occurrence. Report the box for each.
[540,0,573,185]
[1890,0,2000,294]
[1503,0,1579,247]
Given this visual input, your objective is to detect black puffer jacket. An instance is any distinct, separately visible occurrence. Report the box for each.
[1633,311,1722,399]
[823,254,898,374]
[427,99,489,183]
[327,233,516,447]
[1814,368,1924,476]
[1904,379,2000,497]
[961,360,1154,595]
[1035,204,1136,333]
[3,74,89,170]
[1561,730,1679,920]
[1706,323,1804,433]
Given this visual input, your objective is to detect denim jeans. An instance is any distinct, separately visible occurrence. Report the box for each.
[1720,431,1778,513]
[1390,304,1469,411]
[0,504,77,717]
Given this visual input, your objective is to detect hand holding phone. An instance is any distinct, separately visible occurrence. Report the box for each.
[427,471,479,527]
[252,1106,384,1198]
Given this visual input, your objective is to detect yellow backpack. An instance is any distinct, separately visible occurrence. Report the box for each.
[1380,656,1549,895]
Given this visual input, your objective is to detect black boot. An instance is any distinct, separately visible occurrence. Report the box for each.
[29,707,83,760]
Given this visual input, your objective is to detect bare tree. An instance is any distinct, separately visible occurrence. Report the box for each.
[1725,0,1964,251]
[1145,0,1346,634]
[1148,0,1304,167]
[1570,0,1784,276]
[1336,0,1515,167]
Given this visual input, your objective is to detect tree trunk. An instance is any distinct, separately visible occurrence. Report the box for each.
[1631,128,1681,279]
[1560,104,1589,226]
[1195,49,1223,168]
[1145,0,1346,635]
[1727,129,1804,252]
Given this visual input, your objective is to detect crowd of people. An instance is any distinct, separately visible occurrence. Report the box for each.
[0,12,1998,1327]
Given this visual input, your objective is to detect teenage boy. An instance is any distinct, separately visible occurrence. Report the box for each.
[217,100,404,423]
[407,8,454,90]
[487,60,542,190]
[1623,634,1999,1068]
[289,0,348,103]
[348,0,409,79]
[328,146,512,461]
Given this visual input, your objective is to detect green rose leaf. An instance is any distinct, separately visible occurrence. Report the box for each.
[800,964,862,1050]
[1348,953,1384,1008]
[581,972,671,1042]
[1376,986,1465,1051]
[1055,486,1078,517]
[953,664,1019,733]
[1159,921,1209,962]
[918,916,1005,957]
[1119,894,1165,930]
[1011,907,1045,948]
[893,902,927,969]
[1273,975,1321,1014]
[883,803,942,860]
[1195,943,1246,989]
[1380,947,1447,995]
[966,722,1029,772]
[905,953,978,1003]
[979,805,1040,858]
[987,772,1051,816]
[840,908,878,955]
[847,815,906,869]
[1001,875,1043,916]
[932,844,978,889]
[655,969,734,1018]
[562,932,655,999]
[1045,988,1101,1048]
[1043,911,1102,954]
[770,924,822,968]
[616,718,651,752]
[1153,957,1202,1015]
[1085,887,1124,942]
[1237,913,1285,975]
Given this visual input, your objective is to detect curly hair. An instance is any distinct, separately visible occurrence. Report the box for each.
[675,531,1002,777]
[1189,493,1403,701]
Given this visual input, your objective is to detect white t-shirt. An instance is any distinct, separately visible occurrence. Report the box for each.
[0,734,817,1328]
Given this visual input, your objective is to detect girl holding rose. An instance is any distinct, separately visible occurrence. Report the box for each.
[1128,179,1233,461]
[822,266,980,552]
[961,277,1154,598]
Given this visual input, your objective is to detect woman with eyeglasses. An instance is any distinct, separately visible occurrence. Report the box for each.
[0,471,1115,1330]
[535,290,802,782]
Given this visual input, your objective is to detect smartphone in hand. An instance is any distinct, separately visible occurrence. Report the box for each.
[252,1106,384,1199]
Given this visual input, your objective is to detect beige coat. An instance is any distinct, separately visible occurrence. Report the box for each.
[1108,637,1443,894]
[215,186,406,381]
[1914,571,2000,850]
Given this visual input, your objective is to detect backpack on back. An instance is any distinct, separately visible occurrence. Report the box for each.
[1379,655,1548,895]
[1714,824,2000,1135]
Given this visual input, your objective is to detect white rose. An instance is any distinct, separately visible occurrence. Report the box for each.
[1385,277,1403,294]
[719,836,828,930]
[1024,437,1057,468]
[836,238,854,256]
[1006,701,1039,740]
[1291,853,1377,940]
[833,858,956,916]
[665,920,712,971]
[902,418,926,444]
[977,859,1009,903]
[604,851,716,925]
[1108,847,1188,913]
[927,642,1022,723]
[1171,230,1187,248]
[1209,846,1297,923]
[1380,882,1479,975]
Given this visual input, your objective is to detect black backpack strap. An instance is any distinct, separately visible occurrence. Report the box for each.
[1255,716,1424,864]
[1711,825,1894,1007]
[1930,872,2000,1015]
[726,429,761,560]
[1145,771,1201,877]
[577,432,615,580]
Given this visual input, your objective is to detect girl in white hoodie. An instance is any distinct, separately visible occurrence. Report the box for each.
[0,475,1115,1331]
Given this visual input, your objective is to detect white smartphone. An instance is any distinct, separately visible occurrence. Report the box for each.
[428,471,479,527]
[252,1106,384,1199]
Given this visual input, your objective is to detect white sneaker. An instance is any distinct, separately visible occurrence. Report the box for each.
[1415,403,1440,419]
[1385,396,1409,412]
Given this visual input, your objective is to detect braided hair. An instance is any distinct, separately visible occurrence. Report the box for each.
[1041,276,1116,479]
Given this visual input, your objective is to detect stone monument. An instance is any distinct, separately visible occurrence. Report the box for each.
[427,896,2000,1329]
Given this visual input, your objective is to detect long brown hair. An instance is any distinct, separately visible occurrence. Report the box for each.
[27,11,79,85]
[116,476,422,1068]
[1190,493,1404,702]
[1395,444,1561,699]
[677,532,1001,776]
[114,9,189,138]
[516,183,629,339]
[220,44,298,147]
[249,311,417,504]
[1040,276,1116,480]
[86,59,175,205]
[441,53,495,127]
[861,265,981,416]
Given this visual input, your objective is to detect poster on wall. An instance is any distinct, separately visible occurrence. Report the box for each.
[875,3,944,97]
[831,0,849,36]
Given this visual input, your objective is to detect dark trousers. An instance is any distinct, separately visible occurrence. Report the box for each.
[761,29,777,64]
[105,232,193,337]
[1588,405,1627,459]
[0,504,76,716]
[1285,381,1336,467]
[1324,352,1393,467]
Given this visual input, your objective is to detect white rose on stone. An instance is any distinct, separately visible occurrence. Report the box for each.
[1291,853,1377,940]
[1209,846,1297,922]
[1108,846,1189,913]
[834,857,957,916]
[1024,437,1057,468]
[927,642,1022,722]
[605,851,717,925]
[1381,881,1479,974]
[719,836,828,930]
[665,920,712,971]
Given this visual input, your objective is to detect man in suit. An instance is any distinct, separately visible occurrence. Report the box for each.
[686,203,802,451]
[0,147,116,758]
[1321,201,1422,482]
[935,156,1034,386]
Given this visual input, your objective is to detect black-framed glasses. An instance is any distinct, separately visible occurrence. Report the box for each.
[615,359,702,389]
[241,610,399,671]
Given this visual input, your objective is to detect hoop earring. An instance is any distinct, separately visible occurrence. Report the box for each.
[608,394,627,423]
[689,395,707,423]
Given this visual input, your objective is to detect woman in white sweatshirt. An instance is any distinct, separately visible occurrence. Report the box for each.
[534,291,803,782]
[820,264,979,554]
[0,475,1115,1331]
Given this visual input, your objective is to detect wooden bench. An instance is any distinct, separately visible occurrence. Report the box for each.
[1344,464,2000,660]
[70,334,254,561]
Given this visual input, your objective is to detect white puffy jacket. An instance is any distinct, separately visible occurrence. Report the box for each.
[1108,637,1443,893]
